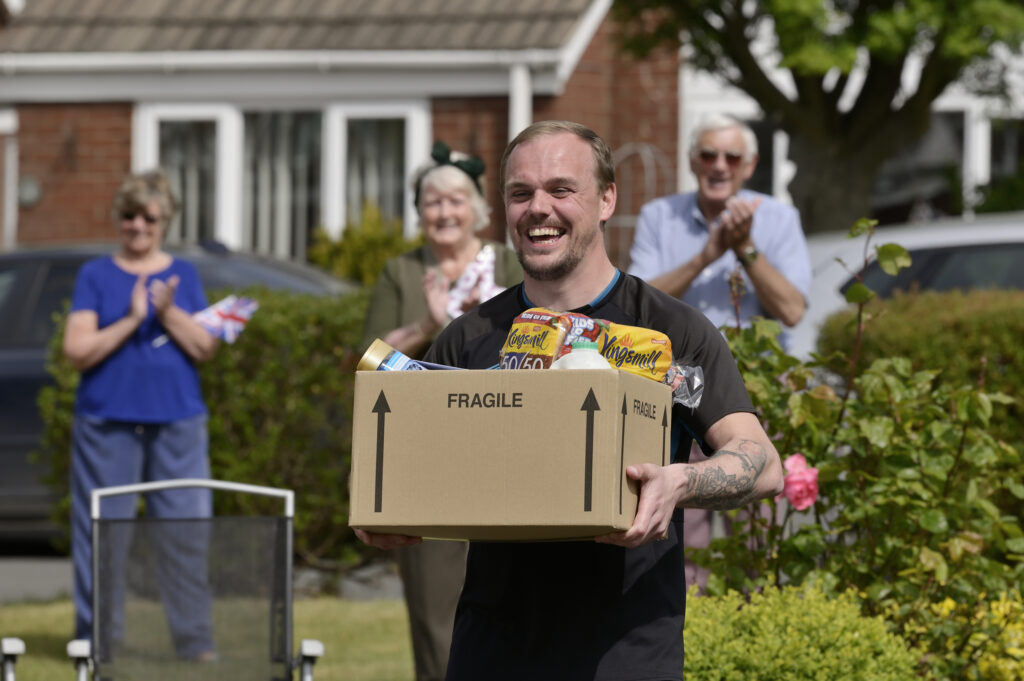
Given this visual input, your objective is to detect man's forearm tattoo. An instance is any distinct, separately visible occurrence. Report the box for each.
[688,439,767,509]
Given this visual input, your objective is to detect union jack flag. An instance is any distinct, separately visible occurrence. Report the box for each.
[194,295,259,343]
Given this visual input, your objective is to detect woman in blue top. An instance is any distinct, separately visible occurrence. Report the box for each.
[63,170,219,661]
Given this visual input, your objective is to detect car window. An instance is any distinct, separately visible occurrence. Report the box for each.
[0,261,36,347]
[851,251,934,298]
[189,256,329,294]
[927,243,1024,292]
[845,243,1024,298]
[28,261,84,346]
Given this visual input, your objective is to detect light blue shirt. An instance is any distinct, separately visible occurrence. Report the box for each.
[627,189,811,349]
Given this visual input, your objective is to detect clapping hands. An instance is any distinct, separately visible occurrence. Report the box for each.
[149,275,180,317]
[423,268,451,330]
[701,196,763,264]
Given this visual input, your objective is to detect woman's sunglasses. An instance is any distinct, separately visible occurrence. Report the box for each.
[696,148,745,168]
[121,210,161,225]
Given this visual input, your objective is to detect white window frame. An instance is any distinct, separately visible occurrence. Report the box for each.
[322,100,431,240]
[133,103,244,249]
[1,108,17,251]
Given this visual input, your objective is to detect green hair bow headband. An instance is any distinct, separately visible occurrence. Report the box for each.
[414,141,486,206]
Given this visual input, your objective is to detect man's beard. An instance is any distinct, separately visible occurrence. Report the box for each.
[514,221,600,282]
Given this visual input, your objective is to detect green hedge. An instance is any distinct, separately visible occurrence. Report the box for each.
[685,584,917,681]
[817,288,1024,446]
[202,287,369,567]
[39,286,374,568]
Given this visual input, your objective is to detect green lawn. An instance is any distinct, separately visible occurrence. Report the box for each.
[0,597,414,681]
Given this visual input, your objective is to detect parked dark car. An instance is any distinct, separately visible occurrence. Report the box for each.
[0,242,358,541]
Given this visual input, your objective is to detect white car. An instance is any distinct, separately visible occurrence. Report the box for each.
[788,211,1024,359]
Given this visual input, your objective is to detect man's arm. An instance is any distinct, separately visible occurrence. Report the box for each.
[646,249,714,299]
[724,198,809,327]
[630,203,730,299]
[734,244,807,327]
[629,200,722,299]
[596,411,783,549]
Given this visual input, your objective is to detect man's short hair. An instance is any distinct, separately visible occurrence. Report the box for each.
[500,120,615,193]
[688,113,758,162]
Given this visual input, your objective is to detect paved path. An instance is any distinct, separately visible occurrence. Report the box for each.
[0,557,402,604]
[0,557,72,604]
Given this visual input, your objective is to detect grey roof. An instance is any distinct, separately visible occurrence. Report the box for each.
[0,0,593,52]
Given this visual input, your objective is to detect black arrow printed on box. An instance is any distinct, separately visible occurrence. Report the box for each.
[620,396,627,515]
[372,390,391,512]
[662,409,668,467]
[580,388,600,513]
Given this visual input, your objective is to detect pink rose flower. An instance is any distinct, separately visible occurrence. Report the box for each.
[777,453,819,511]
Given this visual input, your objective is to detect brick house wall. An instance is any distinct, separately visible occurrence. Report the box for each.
[432,19,679,266]
[16,103,132,244]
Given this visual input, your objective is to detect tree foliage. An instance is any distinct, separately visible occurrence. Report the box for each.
[612,0,1024,232]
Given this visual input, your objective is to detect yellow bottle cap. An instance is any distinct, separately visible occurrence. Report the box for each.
[357,338,394,372]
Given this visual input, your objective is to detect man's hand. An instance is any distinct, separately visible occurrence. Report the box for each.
[719,196,762,251]
[595,463,681,549]
[699,219,728,266]
[353,528,423,550]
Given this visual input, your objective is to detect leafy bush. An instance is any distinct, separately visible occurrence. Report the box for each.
[888,591,1024,681]
[975,168,1024,214]
[693,220,1024,680]
[684,583,917,680]
[307,203,422,286]
[39,287,374,568]
[976,591,1024,681]
[817,288,1024,446]
[201,287,369,566]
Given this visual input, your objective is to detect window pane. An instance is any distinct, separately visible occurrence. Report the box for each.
[243,112,322,260]
[346,119,405,227]
[990,118,1024,181]
[159,121,217,246]
[871,111,965,225]
[744,119,774,196]
[979,118,1024,213]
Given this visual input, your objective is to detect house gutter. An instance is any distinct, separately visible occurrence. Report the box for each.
[0,49,564,75]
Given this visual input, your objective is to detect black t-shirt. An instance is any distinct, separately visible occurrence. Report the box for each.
[425,271,754,681]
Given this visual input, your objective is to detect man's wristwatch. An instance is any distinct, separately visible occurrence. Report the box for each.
[738,245,760,267]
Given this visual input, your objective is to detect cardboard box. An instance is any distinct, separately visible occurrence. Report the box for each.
[349,369,672,541]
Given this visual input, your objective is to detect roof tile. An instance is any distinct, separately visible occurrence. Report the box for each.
[0,1,592,53]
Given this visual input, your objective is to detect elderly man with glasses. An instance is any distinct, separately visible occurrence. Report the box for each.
[627,112,811,592]
[628,113,811,346]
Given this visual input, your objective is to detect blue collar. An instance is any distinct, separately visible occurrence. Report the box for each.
[520,269,621,311]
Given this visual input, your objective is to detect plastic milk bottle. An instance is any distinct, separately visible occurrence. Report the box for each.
[550,340,612,370]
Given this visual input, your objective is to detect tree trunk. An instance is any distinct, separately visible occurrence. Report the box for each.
[784,134,886,236]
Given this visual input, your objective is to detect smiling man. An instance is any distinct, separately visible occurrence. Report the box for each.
[354,120,784,681]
